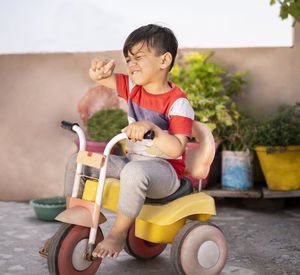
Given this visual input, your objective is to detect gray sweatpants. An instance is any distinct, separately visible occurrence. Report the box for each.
[64,153,180,218]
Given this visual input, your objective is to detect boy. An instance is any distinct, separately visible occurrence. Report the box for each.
[89,24,194,259]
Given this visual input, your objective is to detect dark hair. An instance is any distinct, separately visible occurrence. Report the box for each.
[123,24,178,71]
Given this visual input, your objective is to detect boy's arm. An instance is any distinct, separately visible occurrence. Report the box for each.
[153,126,188,158]
[122,121,188,159]
[89,57,117,90]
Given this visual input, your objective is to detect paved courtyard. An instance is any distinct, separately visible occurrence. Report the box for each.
[0,198,299,275]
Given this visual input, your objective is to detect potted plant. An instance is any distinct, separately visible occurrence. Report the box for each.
[86,108,128,153]
[76,85,128,153]
[251,103,300,191]
[170,52,248,188]
[218,112,255,189]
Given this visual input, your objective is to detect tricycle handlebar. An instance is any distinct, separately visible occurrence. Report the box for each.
[143,130,155,140]
[61,120,79,132]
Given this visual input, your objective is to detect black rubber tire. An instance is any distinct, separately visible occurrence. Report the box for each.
[124,223,167,260]
[170,221,228,275]
[47,224,103,275]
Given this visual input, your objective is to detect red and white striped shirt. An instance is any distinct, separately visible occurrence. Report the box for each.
[116,74,194,179]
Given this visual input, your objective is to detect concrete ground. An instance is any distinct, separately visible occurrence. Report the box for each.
[0,198,299,275]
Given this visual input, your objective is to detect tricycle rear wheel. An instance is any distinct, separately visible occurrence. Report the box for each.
[124,223,167,259]
[171,221,227,275]
[47,223,103,275]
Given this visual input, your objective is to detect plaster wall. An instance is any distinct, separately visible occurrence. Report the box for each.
[0,24,299,201]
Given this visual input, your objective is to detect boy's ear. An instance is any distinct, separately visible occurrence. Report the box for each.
[160,52,172,70]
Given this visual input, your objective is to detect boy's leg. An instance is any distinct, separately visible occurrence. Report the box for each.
[93,156,179,258]
[118,156,180,217]
[64,153,80,197]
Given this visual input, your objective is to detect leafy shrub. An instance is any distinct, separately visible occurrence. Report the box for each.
[217,114,254,151]
[250,102,300,152]
[87,109,128,142]
[218,103,300,152]
[170,52,247,142]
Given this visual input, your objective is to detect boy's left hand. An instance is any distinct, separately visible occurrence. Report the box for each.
[122,121,155,142]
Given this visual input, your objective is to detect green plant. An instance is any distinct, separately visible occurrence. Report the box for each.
[218,113,255,151]
[270,0,300,26]
[87,109,128,142]
[250,102,300,152]
[170,52,247,142]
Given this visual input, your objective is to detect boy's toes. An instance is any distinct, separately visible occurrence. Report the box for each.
[92,252,98,258]
[100,250,109,258]
[112,251,119,258]
[92,246,103,258]
[107,249,116,258]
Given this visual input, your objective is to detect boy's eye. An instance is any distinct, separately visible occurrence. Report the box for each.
[125,54,143,64]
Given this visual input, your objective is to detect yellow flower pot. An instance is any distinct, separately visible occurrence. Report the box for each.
[255,145,300,191]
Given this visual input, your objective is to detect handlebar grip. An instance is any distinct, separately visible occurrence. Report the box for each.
[61,120,79,132]
[143,130,155,140]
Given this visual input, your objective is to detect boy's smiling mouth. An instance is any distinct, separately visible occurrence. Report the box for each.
[131,69,140,76]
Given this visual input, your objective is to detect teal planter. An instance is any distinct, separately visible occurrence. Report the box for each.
[30,197,66,221]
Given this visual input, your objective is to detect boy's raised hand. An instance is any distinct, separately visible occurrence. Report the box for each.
[89,57,115,82]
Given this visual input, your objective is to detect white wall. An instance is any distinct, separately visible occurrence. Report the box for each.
[0,0,294,54]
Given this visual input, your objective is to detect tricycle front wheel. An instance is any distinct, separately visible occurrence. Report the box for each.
[171,221,227,275]
[47,223,103,275]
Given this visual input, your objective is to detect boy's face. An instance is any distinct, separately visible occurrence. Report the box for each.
[125,42,165,86]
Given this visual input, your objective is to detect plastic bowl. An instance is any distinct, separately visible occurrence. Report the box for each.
[30,197,66,221]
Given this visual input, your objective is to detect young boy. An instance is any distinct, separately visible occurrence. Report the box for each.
[89,24,194,259]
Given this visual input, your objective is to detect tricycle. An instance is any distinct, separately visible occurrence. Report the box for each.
[46,120,227,275]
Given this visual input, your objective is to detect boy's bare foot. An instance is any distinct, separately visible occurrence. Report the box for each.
[92,232,127,258]
[93,210,134,259]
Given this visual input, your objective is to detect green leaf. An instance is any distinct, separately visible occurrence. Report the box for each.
[270,0,300,24]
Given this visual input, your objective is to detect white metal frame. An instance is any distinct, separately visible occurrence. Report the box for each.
[71,124,127,246]
[88,133,127,244]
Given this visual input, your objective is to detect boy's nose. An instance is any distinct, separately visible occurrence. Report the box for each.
[127,60,137,67]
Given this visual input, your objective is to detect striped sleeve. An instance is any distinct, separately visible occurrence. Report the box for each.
[116,74,137,102]
[116,74,129,102]
[168,98,194,137]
